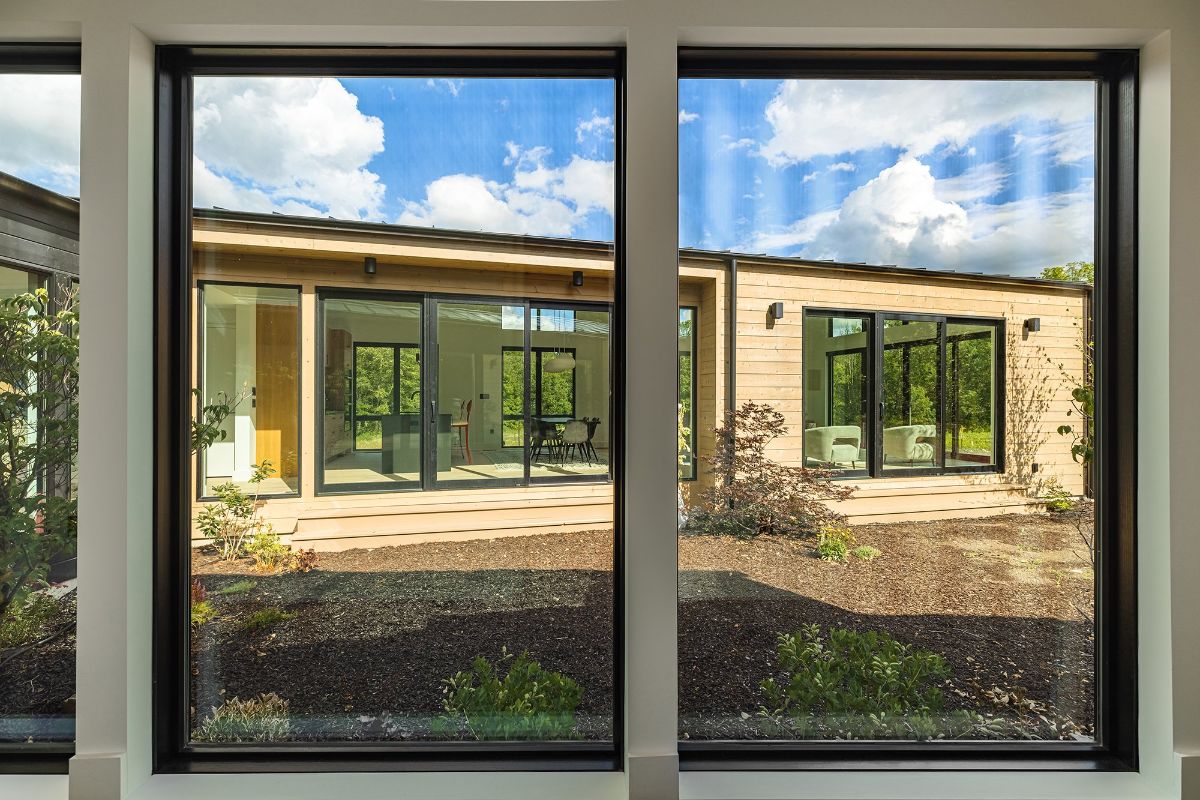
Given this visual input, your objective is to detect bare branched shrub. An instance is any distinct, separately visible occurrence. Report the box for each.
[686,401,851,537]
[1004,325,1054,495]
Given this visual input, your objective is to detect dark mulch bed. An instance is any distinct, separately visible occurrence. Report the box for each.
[679,514,1094,740]
[0,593,76,743]
[190,513,1093,741]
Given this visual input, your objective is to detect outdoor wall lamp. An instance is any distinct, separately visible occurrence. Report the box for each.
[769,301,785,320]
[363,256,377,276]
[572,269,584,287]
[1024,317,1041,333]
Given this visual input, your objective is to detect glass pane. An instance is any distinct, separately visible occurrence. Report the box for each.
[200,284,301,494]
[529,305,610,480]
[321,297,421,490]
[679,74,1096,744]
[946,322,997,466]
[882,318,942,470]
[189,73,616,747]
[0,70,80,748]
[803,313,869,472]
[678,308,697,480]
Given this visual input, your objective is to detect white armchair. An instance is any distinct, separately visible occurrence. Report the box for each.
[883,424,937,465]
[804,425,863,467]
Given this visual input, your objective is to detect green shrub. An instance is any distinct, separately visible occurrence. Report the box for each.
[191,600,216,628]
[817,525,855,562]
[193,693,290,742]
[0,593,62,649]
[686,402,852,538]
[759,625,951,739]
[1042,480,1075,513]
[196,461,275,561]
[241,607,296,632]
[245,530,290,572]
[214,579,256,596]
[438,648,582,741]
[852,545,881,561]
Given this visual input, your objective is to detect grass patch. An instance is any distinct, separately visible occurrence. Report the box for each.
[852,545,881,562]
[191,600,217,627]
[241,607,297,632]
[214,579,257,597]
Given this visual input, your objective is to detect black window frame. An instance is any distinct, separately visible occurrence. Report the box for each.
[154,45,625,773]
[0,41,82,776]
[678,47,1138,772]
[501,345,579,448]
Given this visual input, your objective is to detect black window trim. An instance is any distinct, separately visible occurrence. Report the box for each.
[154,45,625,774]
[0,40,81,776]
[678,305,699,481]
[678,46,1138,773]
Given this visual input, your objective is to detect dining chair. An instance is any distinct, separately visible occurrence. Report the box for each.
[450,399,472,464]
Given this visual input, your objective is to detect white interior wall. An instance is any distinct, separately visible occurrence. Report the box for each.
[0,2,1193,800]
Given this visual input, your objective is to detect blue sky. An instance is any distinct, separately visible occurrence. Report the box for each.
[2,73,1095,277]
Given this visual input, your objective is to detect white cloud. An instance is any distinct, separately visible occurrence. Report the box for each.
[193,77,386,219]
[828,161,856,173]
[801,172,819,184]
[0,74,80,195]
[754,156,1091,274]
[397,143,613,237]
[426,78,464,97]
[576,111,614,144]
[933,162,1009,203]
[759,79,1094,166]
[679,109,700,124]
[725,137,756,152]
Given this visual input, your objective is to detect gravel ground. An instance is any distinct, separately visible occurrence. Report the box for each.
[0,594,76,743]
[188,514,1093,742]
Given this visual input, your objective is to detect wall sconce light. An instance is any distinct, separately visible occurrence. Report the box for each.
[1024,317,1041,333]
[363,256,377,276]
[769,301,785,321]
[572,270,584,287]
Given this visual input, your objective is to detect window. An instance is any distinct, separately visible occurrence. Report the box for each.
[676,49,1135,767]
[801,310,1002,476]
[199,283,301,496]
[157,48,621,770]
[0,48,81,765]
[679,307,697,479]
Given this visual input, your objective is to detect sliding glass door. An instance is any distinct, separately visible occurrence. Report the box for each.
[881,318,944,471]
[320,294,423,493]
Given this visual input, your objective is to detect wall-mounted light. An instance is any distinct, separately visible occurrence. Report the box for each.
[572,270,584,287]
[1024,317,1041,333]
[364,256,377,276]
[769,301,785,321]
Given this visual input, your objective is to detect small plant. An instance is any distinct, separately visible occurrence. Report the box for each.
[214,579,257,597]
[1042,479,1074,513]
[245,530,291,573]
[191,578,207,605]
[438,647,582,741]
[289,548,319,573]
[196,461,276,561]
[0,593,63,649]
[686,401,852,538]
[193,693,290,742]
[851,545,881,562]
[245,531,319,574]
[817,525,855,563]
[191,600,216,627]
[241,607,297,632]
[759,625,951,739]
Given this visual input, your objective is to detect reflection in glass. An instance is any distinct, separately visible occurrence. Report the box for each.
[945,322,997,466]
[679,308,696,479]
[882,319,943,470]
[200,284,301,494]
[321,296,421,490]
[802,313,869,472]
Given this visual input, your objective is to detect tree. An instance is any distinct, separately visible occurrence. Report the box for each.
[1039,261,1094,284]
[0,288,79,624]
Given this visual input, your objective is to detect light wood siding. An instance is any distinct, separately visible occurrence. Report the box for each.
[189,216,1089,545]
